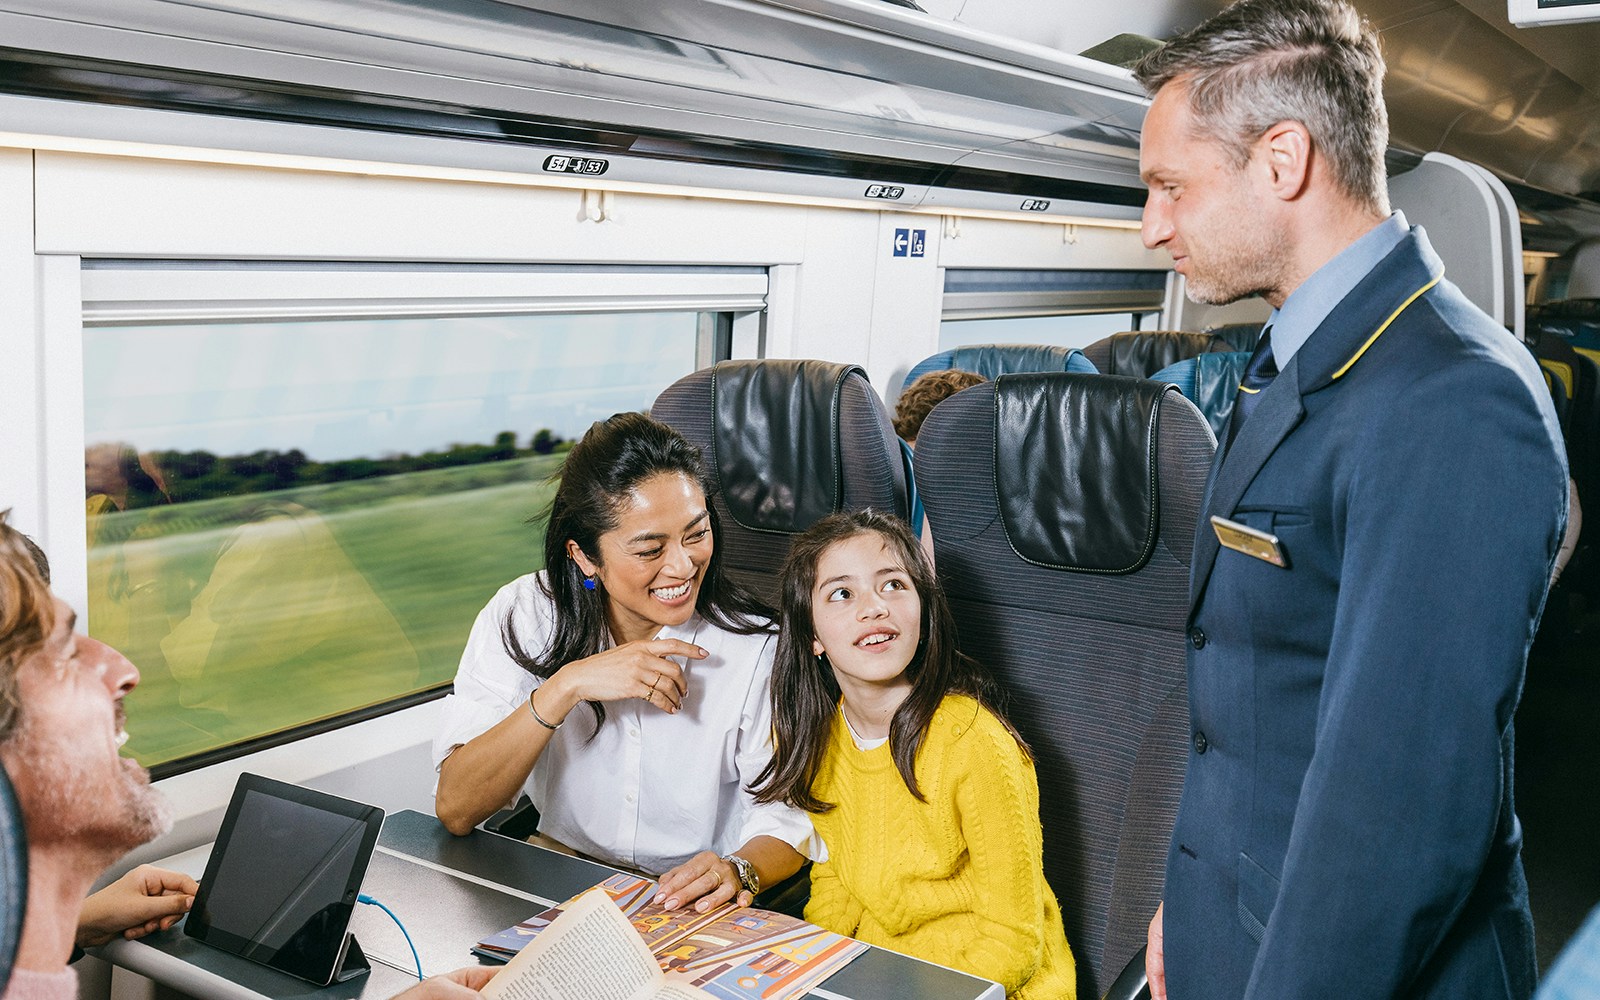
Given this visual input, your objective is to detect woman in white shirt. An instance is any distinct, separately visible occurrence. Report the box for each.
[433,412,812,913]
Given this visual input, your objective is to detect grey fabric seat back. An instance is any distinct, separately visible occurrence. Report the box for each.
[914,373,1214,999]
[0,764,26,995]
[1082,330,1234,377]
[653,359,909,604]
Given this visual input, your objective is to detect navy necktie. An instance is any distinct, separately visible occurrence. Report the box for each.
[1226,326,1277,448]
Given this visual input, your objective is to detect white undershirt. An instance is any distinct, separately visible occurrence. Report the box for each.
[842,709,889,751]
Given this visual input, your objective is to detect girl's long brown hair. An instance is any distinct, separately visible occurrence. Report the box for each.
[751,509,1024,812]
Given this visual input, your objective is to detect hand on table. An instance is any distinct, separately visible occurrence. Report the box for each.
[77,865,198,948]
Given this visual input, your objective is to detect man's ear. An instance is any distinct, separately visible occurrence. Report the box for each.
[566,540,599,578]
[1259,119,1312,201]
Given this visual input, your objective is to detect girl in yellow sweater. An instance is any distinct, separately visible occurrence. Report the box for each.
[753,510,1076,1000]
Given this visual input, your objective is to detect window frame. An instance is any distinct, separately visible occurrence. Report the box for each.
[72,259,763,775]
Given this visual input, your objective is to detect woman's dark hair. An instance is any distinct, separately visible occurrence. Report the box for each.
[751,509,1024,812]
[502,411,774,732]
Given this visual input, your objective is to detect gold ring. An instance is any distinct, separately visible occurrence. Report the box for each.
[712,868,723,886]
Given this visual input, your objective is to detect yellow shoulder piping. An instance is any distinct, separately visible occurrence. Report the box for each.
[1330,275,1441,380]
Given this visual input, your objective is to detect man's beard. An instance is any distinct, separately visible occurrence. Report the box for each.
[1182,208,1291,307]
[3,711,172,855]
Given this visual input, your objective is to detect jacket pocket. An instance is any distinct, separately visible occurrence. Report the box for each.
[1236,852,1281,945]
[1232,505,1312,530]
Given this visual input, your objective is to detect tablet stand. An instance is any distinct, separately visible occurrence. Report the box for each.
[331,934,371,984]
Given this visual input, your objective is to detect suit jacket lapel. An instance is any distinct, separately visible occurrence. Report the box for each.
[1187,228,1446,616]
[1189,356,1304,611]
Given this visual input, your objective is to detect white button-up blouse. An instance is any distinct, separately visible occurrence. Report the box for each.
[432,570,819,875]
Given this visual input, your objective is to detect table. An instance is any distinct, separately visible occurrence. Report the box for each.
[101,809,1003,1000]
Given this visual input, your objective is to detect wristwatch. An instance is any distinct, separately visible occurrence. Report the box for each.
[722,853,760,896]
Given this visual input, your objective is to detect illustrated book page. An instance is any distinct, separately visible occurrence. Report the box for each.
[477,872,866,1000]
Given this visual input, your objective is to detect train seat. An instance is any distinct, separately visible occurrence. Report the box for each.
[1080,330,1235,377]
[1531,330,1587,436]
[1530,299,1600,362]
[900,343,1097,394]
[1,762,26,995]
[1148,351,1252,439]
[1538,359,1574,436]
[914,372,1214,1000]
[1528,326,1600,598]
[653,359,909,605]
[1203,322,1267,352]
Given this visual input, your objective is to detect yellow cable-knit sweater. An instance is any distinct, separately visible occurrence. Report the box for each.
[803,695,1077,1000]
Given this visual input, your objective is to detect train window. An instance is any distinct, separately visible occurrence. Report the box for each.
[939,268,1167,351]
[79,263,763,772]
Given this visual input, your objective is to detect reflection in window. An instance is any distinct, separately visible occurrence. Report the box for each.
[84,311,707,767]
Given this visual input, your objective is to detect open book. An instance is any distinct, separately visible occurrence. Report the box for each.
[476,873,865,1000]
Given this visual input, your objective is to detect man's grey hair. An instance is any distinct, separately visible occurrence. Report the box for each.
[1133,0,1390,214]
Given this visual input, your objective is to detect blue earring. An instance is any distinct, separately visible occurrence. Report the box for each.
[583,576,597,591]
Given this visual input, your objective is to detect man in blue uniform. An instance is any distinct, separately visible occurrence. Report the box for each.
[1133,2,1567,998]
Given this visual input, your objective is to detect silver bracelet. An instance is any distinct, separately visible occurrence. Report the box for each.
[528,689,563,731]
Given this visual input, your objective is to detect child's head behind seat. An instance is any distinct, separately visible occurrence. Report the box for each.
[893,370,988,446]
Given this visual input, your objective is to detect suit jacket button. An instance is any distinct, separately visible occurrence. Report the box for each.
[1193,730,1209,754]
[1189,627,1207,650]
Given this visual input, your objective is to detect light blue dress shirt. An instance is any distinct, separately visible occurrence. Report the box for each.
[1265,211,1410,366]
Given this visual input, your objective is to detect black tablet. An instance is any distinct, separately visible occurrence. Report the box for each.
[185,774,383,986]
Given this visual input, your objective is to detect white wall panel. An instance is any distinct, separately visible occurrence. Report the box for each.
[0,150,41,538]
[780,208,882,367]
[938,214,1163,271]
[37,254,88,620]
[868,212,945,395]
[34,152,808,265]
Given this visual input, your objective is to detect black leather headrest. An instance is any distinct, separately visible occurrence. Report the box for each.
[1099,331,1231,377]
[994,373,1175,573]
[712,360,864,533]
[1094,329,1228,376]
[0,764,27,996]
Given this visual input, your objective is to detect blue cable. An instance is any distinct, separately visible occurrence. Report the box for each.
[358,893,423,981]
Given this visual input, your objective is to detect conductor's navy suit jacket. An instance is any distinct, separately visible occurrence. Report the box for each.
[1165,228,1567,1000]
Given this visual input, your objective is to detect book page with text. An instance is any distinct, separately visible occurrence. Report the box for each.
[478,888,713,1000]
